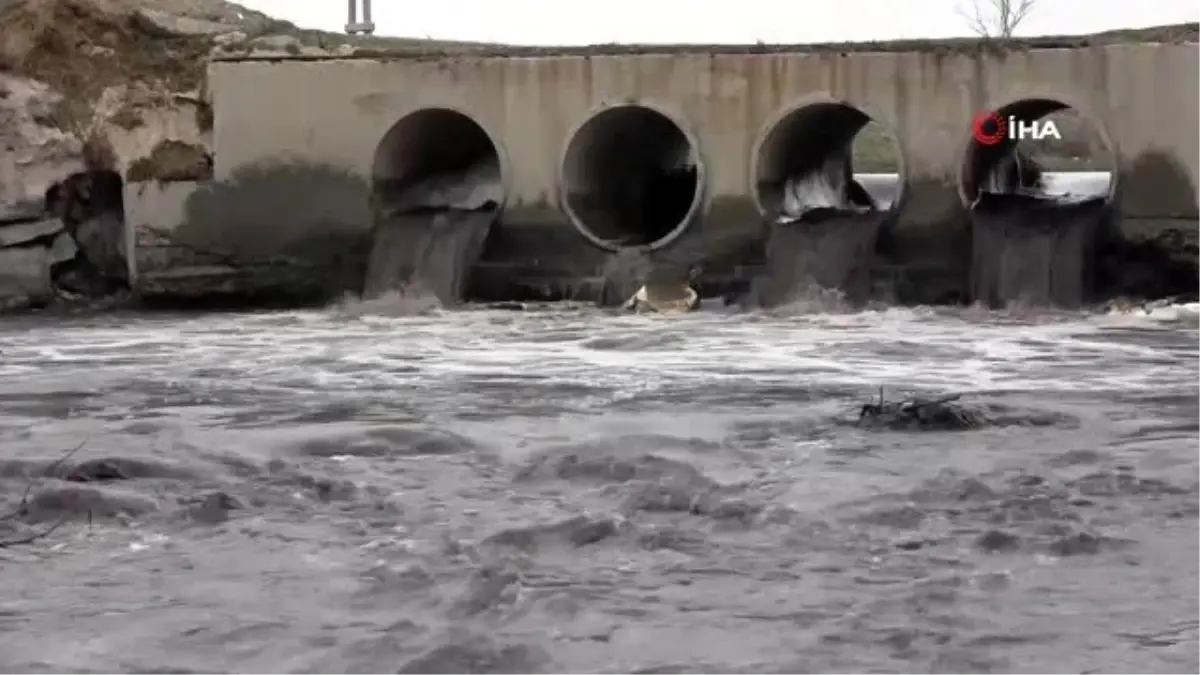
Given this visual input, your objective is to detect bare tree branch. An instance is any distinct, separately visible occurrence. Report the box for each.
[0,438,92,548]
[0,437,88,524]
[0,516,69,549]
[1004,0,1039,35]
[957,1,993,37]
[958,0,1040,38]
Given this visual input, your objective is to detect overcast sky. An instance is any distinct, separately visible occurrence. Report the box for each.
[237,0,1197,45]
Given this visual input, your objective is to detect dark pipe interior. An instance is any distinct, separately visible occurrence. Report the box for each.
[961,98,1072,202]
[372,108,501,211]
[46,169,124,227]
[754,102,876,216]
[561,106,699,248]
[963,98,1119,310]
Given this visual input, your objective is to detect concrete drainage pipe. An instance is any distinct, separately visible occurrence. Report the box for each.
[559,104,704,251]
[958,97,1117,207]
[371,107,504,213]
[752,101,904,223]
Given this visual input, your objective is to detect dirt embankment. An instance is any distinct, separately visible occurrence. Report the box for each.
[0,0,497,310]
[0,0,494,199]
[0,0,215,207]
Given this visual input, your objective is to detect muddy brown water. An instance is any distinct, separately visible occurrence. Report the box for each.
[0,300,1196,673]
[969,193,1110,309]
[754,209,887,308]
[363,210,496,306]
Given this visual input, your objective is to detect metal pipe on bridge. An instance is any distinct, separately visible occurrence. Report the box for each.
[345,0,375,35]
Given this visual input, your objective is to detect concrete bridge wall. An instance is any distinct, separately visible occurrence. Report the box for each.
[141,38,1198,303]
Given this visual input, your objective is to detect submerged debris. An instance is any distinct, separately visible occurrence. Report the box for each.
[622,266,702,314]
[0,437,86,547]
[622,282,700,314]
[857,389,984,431]
[1104,293,1199,316]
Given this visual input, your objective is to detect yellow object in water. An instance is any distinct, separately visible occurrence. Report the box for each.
[622,282,700,314]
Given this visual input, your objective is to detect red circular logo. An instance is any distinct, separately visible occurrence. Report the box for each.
[971,111,1006,146]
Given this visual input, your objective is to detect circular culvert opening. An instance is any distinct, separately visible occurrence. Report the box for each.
[752,101,905,221]
[959,97,1117,207]
[559,104,704,251]
[371,107,504,213]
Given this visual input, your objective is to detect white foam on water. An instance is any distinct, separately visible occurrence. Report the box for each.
[0,305,1192,405]
[1105,301,1200,324]
[385,162,503,213]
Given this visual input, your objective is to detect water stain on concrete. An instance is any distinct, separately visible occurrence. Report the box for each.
[1121,149,1198,219]
[126,140,212,183]
[129,151,1192,308]
[168,162,373,302]
[182,162,370,255]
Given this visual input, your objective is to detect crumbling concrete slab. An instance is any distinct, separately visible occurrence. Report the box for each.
[0,217,63,247]
[124,180,203,283]
[0,245,52,307]
[137,265,241,296]
[47,231,78,265]
[0,199,45,223]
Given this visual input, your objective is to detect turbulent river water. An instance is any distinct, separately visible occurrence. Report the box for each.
[0,298,1196,674]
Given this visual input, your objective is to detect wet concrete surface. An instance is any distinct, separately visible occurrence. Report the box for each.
[0,300,1196,673]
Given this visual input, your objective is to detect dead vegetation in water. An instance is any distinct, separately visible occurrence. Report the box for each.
[857,389,985,431]
[0,437,87,548]
[0,434,233,548]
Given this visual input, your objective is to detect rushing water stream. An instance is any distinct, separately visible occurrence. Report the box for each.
[363,210,496,306]
[0,301,1196,673]
[755,211,887,307]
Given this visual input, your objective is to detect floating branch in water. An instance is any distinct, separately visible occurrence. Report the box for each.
[858,388,983,431]
[0,437,88,548]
